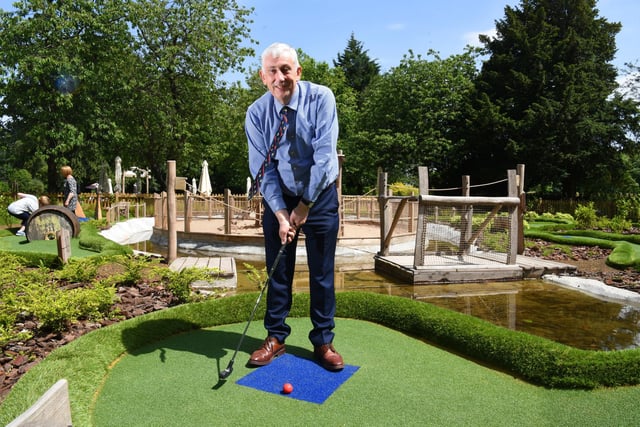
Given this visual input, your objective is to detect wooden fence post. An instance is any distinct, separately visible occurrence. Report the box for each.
[184,191,192,233]
[224,189,232,234]
[167,161,177,263]
[377,169,389,255]
[517,163,526,254]
[413,166,429,267]
[507,169,518,264]
[56,229,71,264]
[338,149,345,237]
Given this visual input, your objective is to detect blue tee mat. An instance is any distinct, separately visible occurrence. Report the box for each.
[236,353,359,404]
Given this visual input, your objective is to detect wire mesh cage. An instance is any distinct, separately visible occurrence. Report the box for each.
[416,203,515,267]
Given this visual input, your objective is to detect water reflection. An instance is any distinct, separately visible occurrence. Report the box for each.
[132,241,640,351]
[237,267,640,351]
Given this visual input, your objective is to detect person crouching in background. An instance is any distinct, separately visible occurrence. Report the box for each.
[7,193,50,236]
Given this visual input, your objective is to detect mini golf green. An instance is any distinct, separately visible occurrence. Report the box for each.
[3,293,640,426]
[91,318,640,426]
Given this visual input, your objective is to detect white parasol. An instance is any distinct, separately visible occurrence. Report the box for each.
[114,157,122,193]
[198,160,212,196]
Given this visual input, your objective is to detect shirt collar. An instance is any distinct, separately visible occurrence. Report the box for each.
[274,82,300,113]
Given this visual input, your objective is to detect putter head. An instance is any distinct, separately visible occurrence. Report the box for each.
[219,361,234,380]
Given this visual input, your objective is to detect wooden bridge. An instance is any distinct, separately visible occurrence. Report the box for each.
[374,165,577,284]
[169,256,237,292]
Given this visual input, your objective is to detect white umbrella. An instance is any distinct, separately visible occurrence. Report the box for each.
[198,160,212,196]
[107,178,113,194]
[192,178,197,194]
[246,177,252,196]
[123,170,136,193]
[114,157,122,193]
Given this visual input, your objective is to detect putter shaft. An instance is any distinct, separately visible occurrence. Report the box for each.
[218,230,298,380]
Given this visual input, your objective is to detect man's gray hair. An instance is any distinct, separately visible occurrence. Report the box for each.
[261,42,300,69]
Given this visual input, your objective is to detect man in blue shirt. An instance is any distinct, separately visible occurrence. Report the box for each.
[245,42,343,371]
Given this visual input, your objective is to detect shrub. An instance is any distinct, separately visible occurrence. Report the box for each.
[54,258,104,283]
[17,277,117,332]
[154,266,222,303]
[616,196,640,222]
[608,215,632,234]
[389,182,419,196]
[574,202,597,229]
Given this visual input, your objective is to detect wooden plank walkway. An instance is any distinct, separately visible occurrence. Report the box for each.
[374,254,577,284]
[169,256,237,290]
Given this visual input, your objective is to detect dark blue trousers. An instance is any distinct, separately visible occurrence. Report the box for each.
[262,184,339,347]
[8,210,30,227]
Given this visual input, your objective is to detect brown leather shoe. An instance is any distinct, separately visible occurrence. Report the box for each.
[249,337,285,366]
[314,343,344,371]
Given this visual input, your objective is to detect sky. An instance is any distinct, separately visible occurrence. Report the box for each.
[233,0,639,77]
[0,0,637,80]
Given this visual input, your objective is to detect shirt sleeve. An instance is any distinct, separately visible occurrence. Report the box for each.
[305,88,339,202]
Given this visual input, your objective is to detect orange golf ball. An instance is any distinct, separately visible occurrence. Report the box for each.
[283,382,293,394]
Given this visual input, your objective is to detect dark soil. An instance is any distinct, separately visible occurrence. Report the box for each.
[524,239,640,291]
[3,243,640,404]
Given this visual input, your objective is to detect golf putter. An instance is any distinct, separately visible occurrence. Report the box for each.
[218,228,299,380]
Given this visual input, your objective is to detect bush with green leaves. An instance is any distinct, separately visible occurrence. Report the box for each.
[0,193,17,227]
[154,266,222,303]
[109,254,149,286]
[574,202,597,229]
[616,195,640,222]
[607,215,633,233]
[54,257,105,283]
[0,252,151,342]
[389,182,419,196]
[11,268,117,333]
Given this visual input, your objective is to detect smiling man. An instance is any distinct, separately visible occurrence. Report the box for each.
[245,42,343,371]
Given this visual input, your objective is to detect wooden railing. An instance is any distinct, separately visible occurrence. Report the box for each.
[152,191,420,237]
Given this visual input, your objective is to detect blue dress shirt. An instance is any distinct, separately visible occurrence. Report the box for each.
[246,81,339,213]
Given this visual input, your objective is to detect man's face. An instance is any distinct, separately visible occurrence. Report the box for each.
[260,53,301,105]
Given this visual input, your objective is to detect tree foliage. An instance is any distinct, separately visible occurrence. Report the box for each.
[460,0,638,197]
[333,33,380,95]
[348,50,477,191]
[1,0,639,200]
[0,0,253,193]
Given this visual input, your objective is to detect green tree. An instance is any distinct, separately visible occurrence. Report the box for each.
[352,50,477,190]
[619,61,640,103]
[0,0,134,191]
[119,0,254,189]
[0,0,254,192]
[334,33,380,95]
[460,0,639,197]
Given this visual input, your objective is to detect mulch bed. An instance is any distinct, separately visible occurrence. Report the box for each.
[3,243,640,403]
[524,239,640,290]
[0,278,179,403]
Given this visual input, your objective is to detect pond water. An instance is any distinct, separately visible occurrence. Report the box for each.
[131,240,640,352]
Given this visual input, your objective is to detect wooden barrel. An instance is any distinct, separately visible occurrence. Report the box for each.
[26,205,81,240]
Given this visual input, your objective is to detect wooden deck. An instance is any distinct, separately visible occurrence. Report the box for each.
[374,254,577,284]
[169,256,237,290]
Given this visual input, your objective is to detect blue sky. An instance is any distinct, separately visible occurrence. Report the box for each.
[236,0,638,73]
[0,0,637,77]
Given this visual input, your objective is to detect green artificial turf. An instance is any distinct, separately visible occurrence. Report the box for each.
[2,292,640,426]
[525,226,640,270]
[0,229,99,258]
[91,318,640,426]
